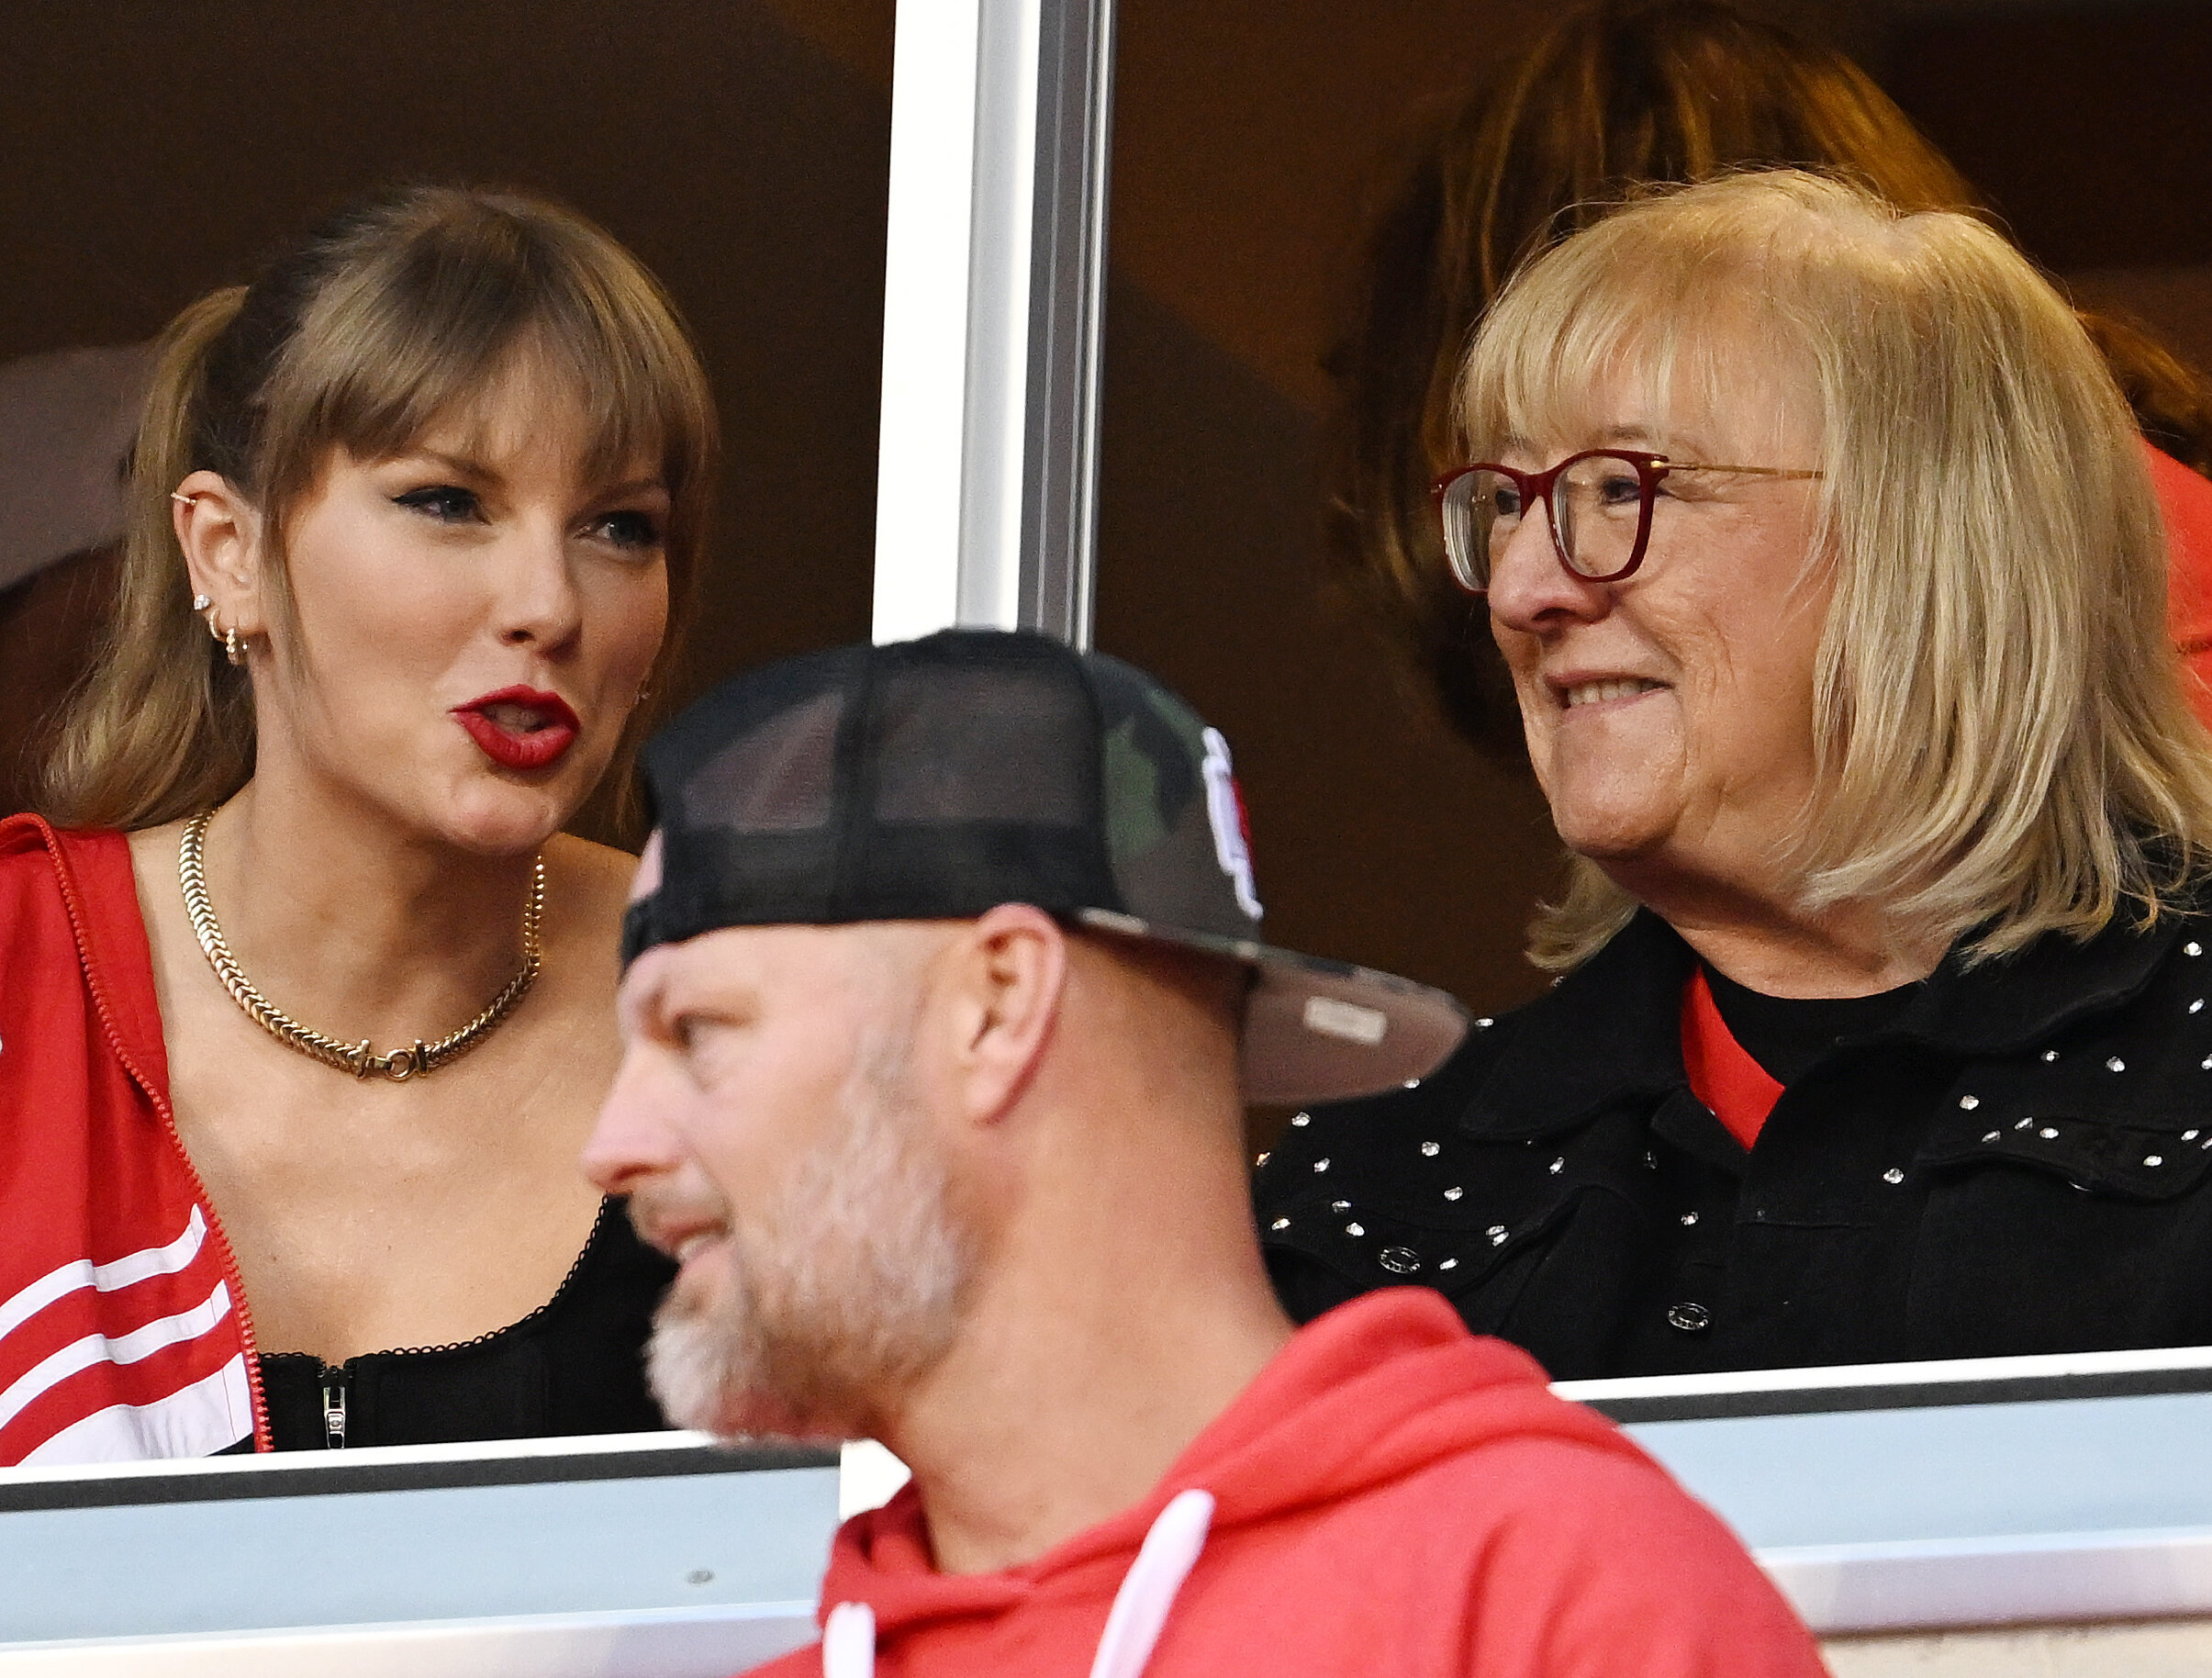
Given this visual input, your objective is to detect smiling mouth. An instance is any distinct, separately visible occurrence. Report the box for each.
[1561,678,1666,710]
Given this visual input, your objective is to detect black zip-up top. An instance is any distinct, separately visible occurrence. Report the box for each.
[252,1200,674,1449]
[1256,904,2212,1380]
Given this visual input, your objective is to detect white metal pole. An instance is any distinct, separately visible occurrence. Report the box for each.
[870,0,1116,648]
[871,0,986,643]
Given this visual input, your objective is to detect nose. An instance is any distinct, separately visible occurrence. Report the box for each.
[497,517,586,651]
[581,1048,687,1198]
[1481,498,1612,639]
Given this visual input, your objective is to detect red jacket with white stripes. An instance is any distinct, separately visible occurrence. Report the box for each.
[0,814,268,1464]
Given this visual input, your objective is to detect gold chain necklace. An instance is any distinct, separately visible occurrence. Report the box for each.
[179,810,545,1081]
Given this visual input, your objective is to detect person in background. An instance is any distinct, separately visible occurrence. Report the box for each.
[0,343,152,815]
[584,629,1826,1678]
[1259,171,2212,1379]
[1324,0,2212,765]
[0,185,714,1460]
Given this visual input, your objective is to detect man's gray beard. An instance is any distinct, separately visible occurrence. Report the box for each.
[645,1025,971,1442]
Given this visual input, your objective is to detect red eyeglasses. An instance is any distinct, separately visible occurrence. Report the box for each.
[1432,451,1822,594]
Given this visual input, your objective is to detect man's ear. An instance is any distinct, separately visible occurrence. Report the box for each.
[173,468,270,640]
[945,903,1068,1128]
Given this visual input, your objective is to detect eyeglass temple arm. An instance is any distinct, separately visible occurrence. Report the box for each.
[1664,462,1824,479]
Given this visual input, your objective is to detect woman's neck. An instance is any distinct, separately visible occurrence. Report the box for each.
[195,777,544,1048]
[1619,865,1945,999]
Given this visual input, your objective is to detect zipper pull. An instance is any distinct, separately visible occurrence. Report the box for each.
[320,1372,348,1449]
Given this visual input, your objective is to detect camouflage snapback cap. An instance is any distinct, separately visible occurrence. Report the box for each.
[622,629,1468,1102]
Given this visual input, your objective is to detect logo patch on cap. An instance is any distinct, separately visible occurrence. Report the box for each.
[1200,727,1263,920]
[1303,994,1389,1046]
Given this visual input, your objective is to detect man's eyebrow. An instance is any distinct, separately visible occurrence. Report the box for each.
[616,960,669,1035]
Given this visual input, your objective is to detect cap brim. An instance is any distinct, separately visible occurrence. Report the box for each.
[1075,909,1470,1104]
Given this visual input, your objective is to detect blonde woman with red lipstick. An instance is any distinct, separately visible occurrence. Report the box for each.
[0,186,716,1461]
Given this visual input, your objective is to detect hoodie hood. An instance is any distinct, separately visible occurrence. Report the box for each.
[815,1289,1645,1648]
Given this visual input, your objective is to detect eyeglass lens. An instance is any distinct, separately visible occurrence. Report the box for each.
[1441,453,1650,590]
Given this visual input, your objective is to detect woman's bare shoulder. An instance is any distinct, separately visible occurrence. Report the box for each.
[124,819,186,872]
[122,821,186,929]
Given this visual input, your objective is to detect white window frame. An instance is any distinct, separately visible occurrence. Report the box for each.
[869,0,1115,648]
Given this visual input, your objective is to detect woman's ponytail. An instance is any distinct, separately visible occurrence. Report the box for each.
[39,286,258,828]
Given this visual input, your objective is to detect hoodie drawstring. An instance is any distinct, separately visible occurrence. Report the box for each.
[1087,1488,1215,1678]
[822,1599,875,1678]
[819,1488,1216,1678]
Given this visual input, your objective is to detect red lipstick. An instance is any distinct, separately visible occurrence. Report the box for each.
[452,686,582,772]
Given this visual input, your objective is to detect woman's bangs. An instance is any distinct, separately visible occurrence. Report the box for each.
[1467,207,1754,462]
[521,246,713,509]
[534,293,690,491]
[420,315,666,491]
[279,226,704,504]
[271,254,526,487]
[1470,294,1687,463]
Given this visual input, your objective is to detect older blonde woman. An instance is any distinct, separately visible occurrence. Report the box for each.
[1257,170,2212,1380]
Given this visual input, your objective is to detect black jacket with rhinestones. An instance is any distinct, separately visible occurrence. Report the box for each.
[1254,903,2212,1380]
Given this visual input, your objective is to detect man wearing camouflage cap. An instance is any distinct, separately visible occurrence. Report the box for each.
[584,629,1823,1678]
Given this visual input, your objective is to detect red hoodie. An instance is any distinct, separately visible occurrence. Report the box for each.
[750,1289,1824,1678]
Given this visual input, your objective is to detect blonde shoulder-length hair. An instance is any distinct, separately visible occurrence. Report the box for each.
[1456,169,2212,970]
[41,184,718,835]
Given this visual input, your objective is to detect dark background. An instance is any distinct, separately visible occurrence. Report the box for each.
[5,0,2209,1020]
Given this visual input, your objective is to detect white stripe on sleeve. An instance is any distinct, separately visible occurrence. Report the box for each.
[0,1277,232,1434]
[18,1351,253,1464]
[0,1206,210,1342]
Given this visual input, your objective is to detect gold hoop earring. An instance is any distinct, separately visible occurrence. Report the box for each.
[207,611,245,666]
